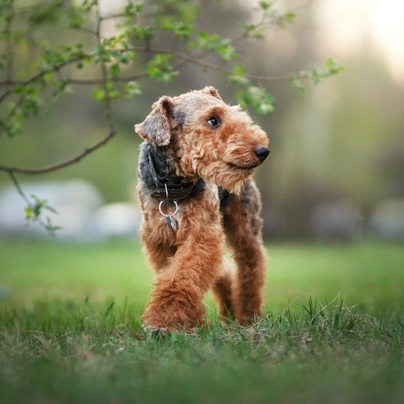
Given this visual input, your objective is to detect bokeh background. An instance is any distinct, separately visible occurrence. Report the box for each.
[1,0,404,242]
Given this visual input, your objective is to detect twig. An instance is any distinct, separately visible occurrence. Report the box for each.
[7,170,57,236]
[0,127,116,174]
[7,170,31,206]
[0,54,90,104]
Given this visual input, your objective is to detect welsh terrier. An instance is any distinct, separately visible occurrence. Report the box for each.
[135,86,270,332]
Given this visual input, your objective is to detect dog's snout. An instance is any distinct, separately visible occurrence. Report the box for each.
[254,146,270,162]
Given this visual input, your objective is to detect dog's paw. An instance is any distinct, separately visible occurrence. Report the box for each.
[142,294,205,332]
[142,325,168,336]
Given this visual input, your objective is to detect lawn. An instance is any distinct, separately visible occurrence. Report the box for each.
[0,239,403,403]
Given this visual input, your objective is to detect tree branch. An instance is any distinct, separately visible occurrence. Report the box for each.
[0,54,90,103]
[0,127,116,174]
[0,1,118,176]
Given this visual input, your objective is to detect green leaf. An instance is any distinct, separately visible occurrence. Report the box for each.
[124,81,141,98]
[110,63,120,75]
[131,26,154,41]
[257,102,274,114]
[52,80,73,101]
[25,206,33,219]
[325,58,344,75]
[282,12,296,24]
[64,13,84,29]
[110,50,120,58]
[290,78,306,92]
[259,1,274,11]
[82,0,97,12]
[92,87,106,102]
[119,54,129,64]
[233,66,247,75]
[172,22,195,40]
[216,44,239,60]
[162,21,175,31]
[229,74,250,86]
[44,205,58,214]
[148,66,161,78]
[122,2,143,17]
[242,23,267,39]
[14,85,25,95]
[147,54,178,83]
[235,85,275,115]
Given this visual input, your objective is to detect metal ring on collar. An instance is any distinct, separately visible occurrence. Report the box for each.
[158,200,179,217]
[165,183,169,200]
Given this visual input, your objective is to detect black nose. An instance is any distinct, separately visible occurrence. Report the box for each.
[254,147,270,161]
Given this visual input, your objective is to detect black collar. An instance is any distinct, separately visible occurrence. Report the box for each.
[147,151,202,202]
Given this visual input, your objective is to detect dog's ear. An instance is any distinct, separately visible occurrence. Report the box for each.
[199,86,222,101]
[134,96,173,146]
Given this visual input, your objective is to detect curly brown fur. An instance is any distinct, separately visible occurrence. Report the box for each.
[135,86,270,331]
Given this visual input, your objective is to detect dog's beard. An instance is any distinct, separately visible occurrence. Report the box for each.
[192,160,255,194]
[177,144,260,193]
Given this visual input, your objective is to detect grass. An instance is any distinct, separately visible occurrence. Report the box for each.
[1,239,404,403]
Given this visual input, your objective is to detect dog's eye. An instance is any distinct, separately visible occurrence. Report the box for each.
[207,116,220,127]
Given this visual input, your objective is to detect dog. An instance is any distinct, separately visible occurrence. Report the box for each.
[135,86,270,331]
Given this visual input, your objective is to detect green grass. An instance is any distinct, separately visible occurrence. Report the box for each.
[1,239,404,403]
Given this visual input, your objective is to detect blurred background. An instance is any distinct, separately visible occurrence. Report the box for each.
[1,0,404,242]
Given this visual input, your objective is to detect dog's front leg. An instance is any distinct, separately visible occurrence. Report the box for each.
[223,180,267,325]
[142,204,224,331]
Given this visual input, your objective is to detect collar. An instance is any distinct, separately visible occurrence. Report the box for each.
[147,151,199,202]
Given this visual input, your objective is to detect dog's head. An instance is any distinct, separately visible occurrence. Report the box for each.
[135,87,270,192]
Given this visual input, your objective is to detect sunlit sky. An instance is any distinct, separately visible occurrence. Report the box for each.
[100,0,404,83]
